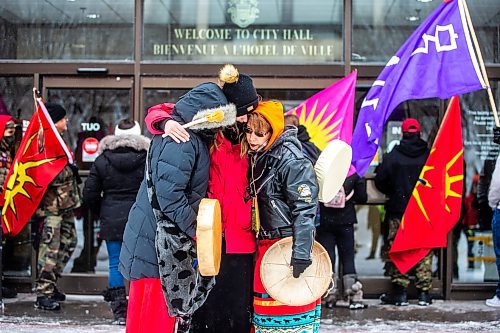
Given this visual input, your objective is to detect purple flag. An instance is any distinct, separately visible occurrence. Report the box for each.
[352,0,485,176]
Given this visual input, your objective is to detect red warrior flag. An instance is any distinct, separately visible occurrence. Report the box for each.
[389,96,464,274]
[1,98,72,236]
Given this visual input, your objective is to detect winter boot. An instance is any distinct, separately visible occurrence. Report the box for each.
[417,289,432,306]
[322,287,339,308]
[103,287,127,325]
[321,274,338,308]
[34,296,61,311]
[343,274,368,310]
[52,286,66,302]
[380,284,409,306]
[2,286,17,299]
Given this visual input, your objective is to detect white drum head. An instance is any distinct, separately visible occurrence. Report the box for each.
[260,237,332,306]
[196,198,222,276]
[314,140,352,203]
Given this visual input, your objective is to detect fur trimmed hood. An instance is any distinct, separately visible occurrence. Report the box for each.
[98,134,150,154]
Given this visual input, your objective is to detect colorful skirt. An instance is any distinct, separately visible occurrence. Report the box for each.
[253,239,321,333]
[126,278,175,333]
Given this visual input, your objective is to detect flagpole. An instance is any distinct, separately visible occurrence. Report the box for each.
[461,0,499,127]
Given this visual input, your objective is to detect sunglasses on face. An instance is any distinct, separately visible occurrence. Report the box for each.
[244,126,268,138]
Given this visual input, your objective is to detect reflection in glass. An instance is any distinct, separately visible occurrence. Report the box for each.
[0,0,134,60]
[143,0,343,63]
[143,88,189,137]
[0,76,34,278]
[47,88,131,170]
[454,82,499,283]
[43,88,132,276]
[352,0,499,63]
[0,77,34,120]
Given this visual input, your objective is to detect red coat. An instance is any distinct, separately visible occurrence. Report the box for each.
[208,134,256,253]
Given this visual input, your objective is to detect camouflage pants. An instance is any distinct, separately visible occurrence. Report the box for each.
[36,211,77,296]
[384,217,433,291]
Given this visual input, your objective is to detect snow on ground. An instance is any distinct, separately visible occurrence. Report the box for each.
[0,319,498,333]
[0,295,499,332]
[0,322,124,333]
[319,319,500,332]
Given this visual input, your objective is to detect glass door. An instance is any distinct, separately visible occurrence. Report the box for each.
[39,77,133,292]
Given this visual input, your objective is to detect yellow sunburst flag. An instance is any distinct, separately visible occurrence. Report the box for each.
[285,71,357,151]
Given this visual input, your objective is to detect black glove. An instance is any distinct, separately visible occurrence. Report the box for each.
[290,258,312,278]
[494,127,500,145]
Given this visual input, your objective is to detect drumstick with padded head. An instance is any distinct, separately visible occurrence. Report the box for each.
[162,103,237,138]
[182,109,224,128]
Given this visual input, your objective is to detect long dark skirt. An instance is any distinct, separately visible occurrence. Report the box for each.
[192,244,254,333]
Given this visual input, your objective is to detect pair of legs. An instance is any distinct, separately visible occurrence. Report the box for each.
[494,208,500,298]
[192,244,254,333]
[385,218,433,291]
[36,212,77,297]
[106,240,124,288]
[125,245,254,332]
[316,224,365,309]
[103,240,127,324]
[380,217,432,306]
[316,223,356,275]
[253,239,321,333]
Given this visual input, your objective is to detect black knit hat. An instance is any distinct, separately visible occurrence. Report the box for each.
[45,103,67,123]
[219,65,259,117]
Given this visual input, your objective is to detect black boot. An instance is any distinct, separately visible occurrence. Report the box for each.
[51,286,66,302]
[34,296,61,311]
[380,284,409,306]
[2,286,17,299]
[103,287,127,325]
[417,289,432,306]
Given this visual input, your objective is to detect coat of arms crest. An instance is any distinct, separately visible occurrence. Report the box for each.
[227,0,259,28]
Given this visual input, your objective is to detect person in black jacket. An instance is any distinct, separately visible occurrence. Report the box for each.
[244,101,320,332]
[317,172,367,309]
[374,118,432,306]
[83,119,149,324]
[284,114,321,164]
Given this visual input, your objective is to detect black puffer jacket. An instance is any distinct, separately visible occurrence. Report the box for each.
[374,135,429,219]
[296,125,321,165]
[119,133,211,280]
[120,82,225,281]
[83,134,149,241]
[249,127,319,261]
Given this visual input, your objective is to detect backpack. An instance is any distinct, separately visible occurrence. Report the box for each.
[324,186,354,208]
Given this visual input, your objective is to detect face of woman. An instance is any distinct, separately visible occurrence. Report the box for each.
[245,126,271,151]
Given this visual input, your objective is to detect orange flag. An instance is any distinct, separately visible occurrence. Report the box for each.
[389,96,464,274]
[1,97,72,236]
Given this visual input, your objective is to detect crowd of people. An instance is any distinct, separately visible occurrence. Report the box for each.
[0,64,499,333]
